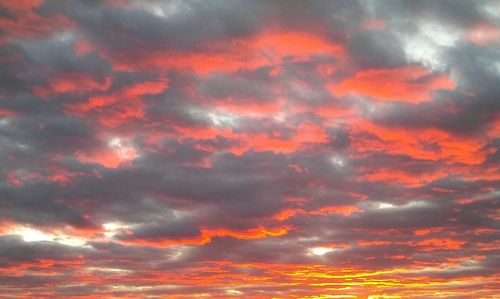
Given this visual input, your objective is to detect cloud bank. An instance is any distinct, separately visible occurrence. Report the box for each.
[0,0,499,298]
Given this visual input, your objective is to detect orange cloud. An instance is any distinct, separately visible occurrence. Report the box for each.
[275,205,362,221]
[228,123,329,155]
[107,30,345,74]
[356,169,448,188]
[65,77,168,126]
[76,141,137,168]
[121,225,291,247]
[414,238,467,251]
[350,119,488,165]
[328,67,455,103]
[172,122,328,155]
[0,0,73,41]
[32,74,111,98]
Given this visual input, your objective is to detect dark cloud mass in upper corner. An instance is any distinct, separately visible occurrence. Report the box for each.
[0,0,499,298]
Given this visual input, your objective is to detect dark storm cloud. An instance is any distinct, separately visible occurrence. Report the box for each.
[15,33,111,78]
[0,113,97,156]
[347,30,407,68]
[199,72,276,103]
[389,0,493,26]
[38,0,266,51]
[0,182,95,228]
[0,44,32,95]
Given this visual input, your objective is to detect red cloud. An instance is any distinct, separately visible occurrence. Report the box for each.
[120,225,291,247]
[328,67,455,103]
[105,31,345,74]
[65,77,168,127]
[33,74,111,98]
[1,2,498,298]
[465,22,500,45]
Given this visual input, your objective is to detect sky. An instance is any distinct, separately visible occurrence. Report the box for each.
[0,0,499,298]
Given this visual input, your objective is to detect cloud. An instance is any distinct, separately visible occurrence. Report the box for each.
[0,0,498,297]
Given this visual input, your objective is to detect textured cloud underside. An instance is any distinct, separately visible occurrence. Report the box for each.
[0,0,499,298]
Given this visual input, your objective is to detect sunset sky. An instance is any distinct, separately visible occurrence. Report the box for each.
[0,0,499,298]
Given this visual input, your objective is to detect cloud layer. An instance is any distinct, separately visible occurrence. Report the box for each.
[0,0,499,298]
